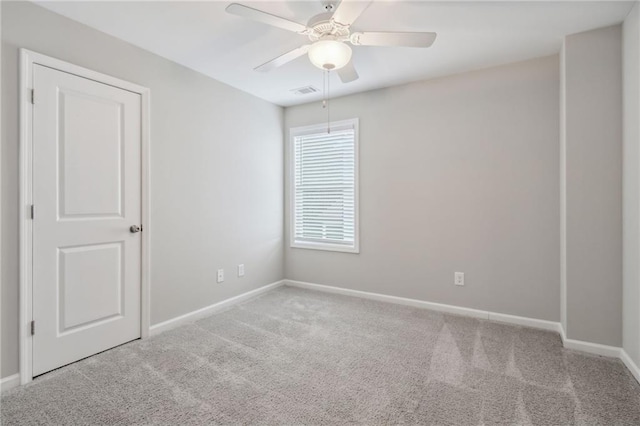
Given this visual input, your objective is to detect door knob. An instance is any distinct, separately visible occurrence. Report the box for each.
[130,225,141,233]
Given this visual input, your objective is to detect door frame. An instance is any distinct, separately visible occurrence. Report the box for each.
[19,49,151,385]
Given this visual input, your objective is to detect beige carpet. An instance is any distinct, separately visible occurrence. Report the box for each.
[2,286,640,425]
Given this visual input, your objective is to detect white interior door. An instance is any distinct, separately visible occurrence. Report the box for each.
[32,64,142,376]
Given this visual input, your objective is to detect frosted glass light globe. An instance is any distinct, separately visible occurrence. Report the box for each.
[308,40,352,70]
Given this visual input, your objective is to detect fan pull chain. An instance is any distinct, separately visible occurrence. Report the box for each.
[322,68,327,110]
[327,69,331,134]
[321,69,330,134]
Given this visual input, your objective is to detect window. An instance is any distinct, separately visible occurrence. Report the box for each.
[290,119,359,253]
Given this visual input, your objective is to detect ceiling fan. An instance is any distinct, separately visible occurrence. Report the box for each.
[225,0,437,83]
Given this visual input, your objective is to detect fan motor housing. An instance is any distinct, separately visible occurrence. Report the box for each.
[307,12,350,42]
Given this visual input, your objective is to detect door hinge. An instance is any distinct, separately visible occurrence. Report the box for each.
[30,321,35,336]
[30,204,35,219]
[30,89,35,105]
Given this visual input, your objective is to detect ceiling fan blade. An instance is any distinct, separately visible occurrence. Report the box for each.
[332,0,372,27]
[226,3,308,34]
[337,60,359,83]
[350,32,437,48]
[254,45,311,72]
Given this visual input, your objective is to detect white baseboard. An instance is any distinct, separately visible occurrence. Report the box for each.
[1,374,20,393]
[562,338,622,358]
[558,324,623,358]
[488,312,562,333]
[149,280,284,336]
[620,349,640,384]
[285,279,488,319]
[284,279,559,329]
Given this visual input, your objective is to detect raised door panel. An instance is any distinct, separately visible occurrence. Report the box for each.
[58,90,124,219]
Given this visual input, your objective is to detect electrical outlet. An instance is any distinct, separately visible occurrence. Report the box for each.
[238,264,245,277]
[454,272,465,286]
[217,269,224,283]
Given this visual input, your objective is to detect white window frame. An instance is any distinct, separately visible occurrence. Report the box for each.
[289,118,360,254]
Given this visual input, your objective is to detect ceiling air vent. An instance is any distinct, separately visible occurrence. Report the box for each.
[291,86,319,95]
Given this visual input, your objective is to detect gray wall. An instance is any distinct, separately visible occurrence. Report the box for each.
[624,4,640,367]
[560,41,568,334]
[561,25,623,346]
[1,1,284,378]
[284,56,561,322]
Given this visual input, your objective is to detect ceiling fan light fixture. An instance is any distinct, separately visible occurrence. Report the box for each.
[308,40,352,71]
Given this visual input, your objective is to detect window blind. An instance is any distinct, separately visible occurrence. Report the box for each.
[293,128,356,248]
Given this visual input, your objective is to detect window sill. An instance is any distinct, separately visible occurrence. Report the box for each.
[291,241,359,254]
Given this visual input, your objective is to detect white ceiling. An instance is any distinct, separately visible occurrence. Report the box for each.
[36,1,635,107]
